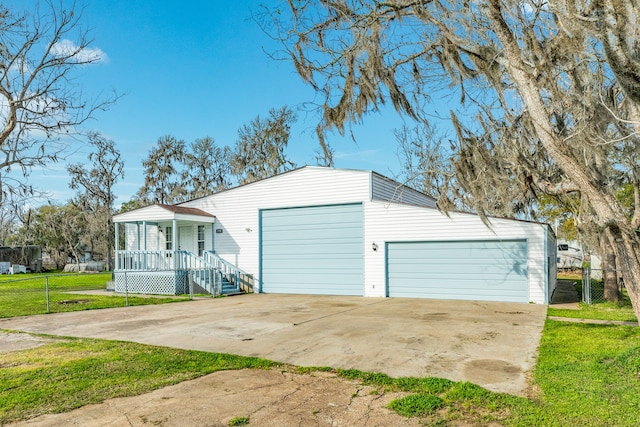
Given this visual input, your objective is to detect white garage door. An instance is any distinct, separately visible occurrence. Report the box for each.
[387,240,529,302]
[260,204,364,295]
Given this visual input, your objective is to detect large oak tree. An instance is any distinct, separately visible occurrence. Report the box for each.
[268,0,640,320]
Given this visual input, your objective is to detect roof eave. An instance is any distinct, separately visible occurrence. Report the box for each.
[113,204,216,223]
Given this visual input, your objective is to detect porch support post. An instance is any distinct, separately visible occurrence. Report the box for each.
[172,219,178,269]
[114,222,119,270]
[143,221,148,250]
[142,221,147,269]
[136,222,141,250]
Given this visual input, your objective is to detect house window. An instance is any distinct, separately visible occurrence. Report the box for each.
[165,226,173,250]
[197,225,205,256]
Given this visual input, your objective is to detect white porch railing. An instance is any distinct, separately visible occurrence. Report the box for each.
[116,250,223,271]
[204,251,253,293]
[114,250,254,295]
[116,250,176,271]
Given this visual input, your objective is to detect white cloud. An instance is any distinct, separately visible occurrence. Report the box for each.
[333,148,383,160]
[51,39,108,64]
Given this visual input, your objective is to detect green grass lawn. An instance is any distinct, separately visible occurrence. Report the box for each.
[0,337,277,424]
[548,301,638,322]
[513,320,640,426]
[0,272,190,318]
[549,276,638,322]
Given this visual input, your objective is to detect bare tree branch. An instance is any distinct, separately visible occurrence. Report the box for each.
[0,1,118,202]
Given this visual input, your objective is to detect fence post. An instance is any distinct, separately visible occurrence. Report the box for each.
[189,270,194,300]
[213,269,217,297]
[213,269,218,297]
[45,275,50,313]
[124,271,129,307]
[583,267,591,304]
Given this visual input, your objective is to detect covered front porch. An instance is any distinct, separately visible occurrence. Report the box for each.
[113,204,251,295]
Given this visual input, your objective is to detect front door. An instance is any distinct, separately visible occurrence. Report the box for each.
[178,226,194,252]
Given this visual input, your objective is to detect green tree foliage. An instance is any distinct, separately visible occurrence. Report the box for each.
[230,106,297,185]
[118,199,144,214]
[0,204,20,246]
[28,203,87,270]
[138,135,234,204]
[536,194,579,241]
[138,107,297,202]
[138,135,187,204]
[182,136,232,199]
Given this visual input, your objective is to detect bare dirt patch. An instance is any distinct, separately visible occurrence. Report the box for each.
[57,299,92,305]
[0,331,58,354]
[463,359,522,385]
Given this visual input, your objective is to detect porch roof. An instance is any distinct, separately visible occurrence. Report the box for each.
[113,204,215,223]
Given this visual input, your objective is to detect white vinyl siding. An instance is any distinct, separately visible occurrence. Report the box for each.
[163,167,552,303]
[363,201,550,303]
[182,167,371,283]
[124,222,160,251]
[546,228,558,301]
[115,205,212,223]
[125,223,212,254]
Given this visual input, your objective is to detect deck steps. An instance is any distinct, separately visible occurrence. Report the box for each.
[190,269,241,296]
[221,276,241,295]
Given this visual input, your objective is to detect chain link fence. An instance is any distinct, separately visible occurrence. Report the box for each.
[0,272,194,317]
[581,268,626,304]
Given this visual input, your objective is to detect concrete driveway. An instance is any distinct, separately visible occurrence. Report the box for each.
[0,294,547,395]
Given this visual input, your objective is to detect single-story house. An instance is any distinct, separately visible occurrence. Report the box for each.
[113,166,557,303]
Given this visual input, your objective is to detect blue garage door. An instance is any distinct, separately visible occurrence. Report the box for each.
[387,240,528,302]
[260,204,364,295]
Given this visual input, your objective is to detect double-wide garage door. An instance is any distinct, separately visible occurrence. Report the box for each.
[387,240,529,302]
[260,204,363,295]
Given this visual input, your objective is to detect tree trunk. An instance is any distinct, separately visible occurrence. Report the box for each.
[610,228,640,313]
[600,231,620,302]
[106,217,113,272]
[487,0,640,323]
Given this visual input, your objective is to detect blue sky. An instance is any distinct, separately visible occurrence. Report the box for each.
[11,0,448,207]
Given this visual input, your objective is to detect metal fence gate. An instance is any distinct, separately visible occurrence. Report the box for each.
[582,268,626,304]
